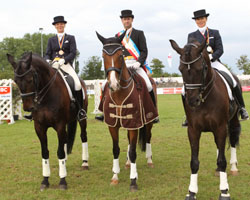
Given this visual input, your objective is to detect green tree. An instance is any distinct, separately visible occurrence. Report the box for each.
[80,56,103,80]
[74,50,80,74]
[223,63,232,72]
[236,55,250,74]
[150,58,165,77]
[0,32,81,79]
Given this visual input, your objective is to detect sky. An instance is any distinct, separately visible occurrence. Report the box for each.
[1,0,250,74]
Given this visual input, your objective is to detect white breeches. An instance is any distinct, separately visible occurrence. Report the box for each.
[125,59,152,92]
[211,61,237,87]
[52,62,82,91]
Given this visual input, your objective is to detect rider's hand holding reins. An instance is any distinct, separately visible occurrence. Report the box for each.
[58,59,65,66]
[132,62,141,69]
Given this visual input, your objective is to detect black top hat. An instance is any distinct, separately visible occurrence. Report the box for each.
[120,10,134,18]
[192,9,209,19]
[52,16,67,25]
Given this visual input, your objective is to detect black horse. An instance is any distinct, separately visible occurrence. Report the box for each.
[170,39,241,200]
[7,52,89,190]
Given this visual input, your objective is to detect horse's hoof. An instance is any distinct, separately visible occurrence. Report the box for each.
[230,170,239,176]
[219,193,231,200]
[59,184,67,190]
[40,184,49,191]
[130,184,138,192]
[110,179,119,185]
[185,193,196,200]
[147,163,154,168]
[125,164,130,170]
[81,166,89,170]
[59,178,67,190]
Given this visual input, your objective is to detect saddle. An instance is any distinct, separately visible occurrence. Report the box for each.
[98,71,158,129]
[214,69,238,119]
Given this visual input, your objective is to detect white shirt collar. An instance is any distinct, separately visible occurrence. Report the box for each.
[126,27,132,35]
[57,32,65,40]
[198,26,207,34]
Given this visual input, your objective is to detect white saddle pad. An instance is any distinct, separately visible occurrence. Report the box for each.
[217,72,233,101]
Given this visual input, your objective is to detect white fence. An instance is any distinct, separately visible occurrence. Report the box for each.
[0,79,22,124]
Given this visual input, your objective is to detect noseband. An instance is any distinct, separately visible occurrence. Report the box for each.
[102,43,133,89]
[180,43,215,104]
[14,61,58,105]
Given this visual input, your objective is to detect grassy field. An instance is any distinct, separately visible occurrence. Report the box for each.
[0,94,250,200]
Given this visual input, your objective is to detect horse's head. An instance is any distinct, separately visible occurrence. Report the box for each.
[7,52,37,112]
[96,31,126,92]
[170,39,211,107]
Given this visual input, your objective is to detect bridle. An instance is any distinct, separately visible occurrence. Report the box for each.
[103,43,133,90]
[180,43,215,105]
[14,61,58,105]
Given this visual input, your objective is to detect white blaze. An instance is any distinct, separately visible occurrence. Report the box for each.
[109,58,119,90]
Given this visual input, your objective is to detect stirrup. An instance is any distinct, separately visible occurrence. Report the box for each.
[95,115,104,122]
[77,109,87,121]
[153,117,160,124]
[239,108,249,121]
[182,116,188,127]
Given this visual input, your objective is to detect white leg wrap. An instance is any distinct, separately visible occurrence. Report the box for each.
[82,142,89,161]
[130,163,138,179]
[59,159,67,178]
[112,159,120,174]
[188,174,198,194]
[42,159,50,177]
[127,145,131,162]
[146,143,152,159]
[64,144,68,161]
[217,149,219,158]
[112,173,118,181]
[230,147,237,165]
[220,172,229,191]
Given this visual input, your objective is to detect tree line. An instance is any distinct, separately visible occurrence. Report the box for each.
[1,33,250,80]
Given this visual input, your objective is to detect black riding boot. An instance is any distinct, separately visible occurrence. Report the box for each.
[149,90,159,123]
[24,113,33,121]
[95,95,104,122]
[233,85,249,120]
[181,95,188,127]
[75,90,87,121]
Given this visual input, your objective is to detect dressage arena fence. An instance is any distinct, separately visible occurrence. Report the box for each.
[0,79,22,125]
[88,75,250,115]
[1,75,250,123]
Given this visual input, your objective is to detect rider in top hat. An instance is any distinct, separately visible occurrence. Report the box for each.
[45,16,85,120]
[95,10,159,123]
[181,9,249,126]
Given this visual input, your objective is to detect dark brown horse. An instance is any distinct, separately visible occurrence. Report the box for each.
[96,32,158,191]
[7,52,89,190]
[170,39,241,200]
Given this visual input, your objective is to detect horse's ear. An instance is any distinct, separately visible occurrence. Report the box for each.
[198,39,206,53]
[117,31,126,43]
[96,31,106,44]
[169,39,183,55]
[24,52,32,67]
[6,53,17,70]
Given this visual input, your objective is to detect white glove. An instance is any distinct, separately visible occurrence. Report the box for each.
[58,59,65,66]
[209,54,213,61]
[132,62,141,69]
[46,59,51,63]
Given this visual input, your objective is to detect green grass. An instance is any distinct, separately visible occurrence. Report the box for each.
[0,93,250,200]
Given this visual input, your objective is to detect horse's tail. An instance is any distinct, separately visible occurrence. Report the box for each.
[139,125,147,152]
[67,120,77,154]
